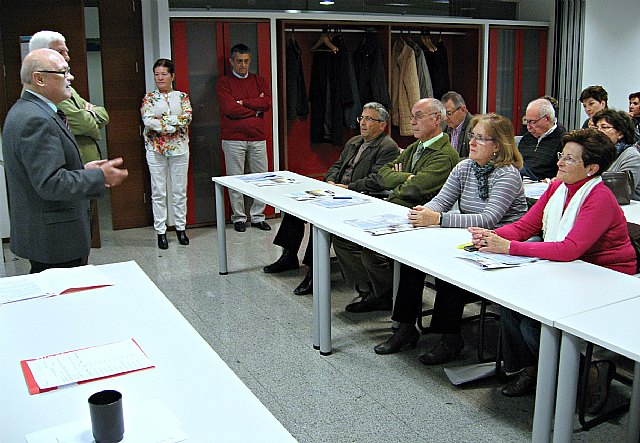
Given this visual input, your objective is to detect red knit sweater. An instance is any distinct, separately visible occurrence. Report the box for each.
[496,178,637,275]
[216,73,271,141]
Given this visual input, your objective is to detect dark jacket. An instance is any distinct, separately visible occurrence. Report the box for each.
[353,34,391,110]
[324,132,399,193]
[285,38,309,120]
[2,92,105,263]
[446,111,473,158]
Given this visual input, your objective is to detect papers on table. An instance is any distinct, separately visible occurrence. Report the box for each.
[285,189,336,201]
[524,181,549,199]
[344,213,423,236]
[25,400,188,443]
[309,195,371,209]
[21,339,155,394]
[235,173,300,186]
[457,251,540,270]
[0,265,114,305]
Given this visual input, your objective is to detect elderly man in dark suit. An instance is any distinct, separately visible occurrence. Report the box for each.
[2,48,128,273]
[441,91,472,158]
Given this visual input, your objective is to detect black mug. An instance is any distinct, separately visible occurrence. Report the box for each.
[88,390,124,443]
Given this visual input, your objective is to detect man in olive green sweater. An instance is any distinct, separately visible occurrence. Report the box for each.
[334,98,459,313]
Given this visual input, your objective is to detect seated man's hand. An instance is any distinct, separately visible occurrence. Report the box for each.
[393,163,403,172]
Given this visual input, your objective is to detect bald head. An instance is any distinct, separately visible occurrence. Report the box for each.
[22,48,73,104]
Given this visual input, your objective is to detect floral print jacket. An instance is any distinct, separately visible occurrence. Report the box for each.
[141,90,192,156]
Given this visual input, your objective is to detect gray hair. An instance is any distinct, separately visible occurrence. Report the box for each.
[29,30,65,51]
[528,98,556,121]
[441,91,466,108]
[362,102,389,122]
[427,98,447,120]
[20,48,56,85]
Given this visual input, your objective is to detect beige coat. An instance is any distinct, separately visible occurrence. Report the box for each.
[391,39,421,136]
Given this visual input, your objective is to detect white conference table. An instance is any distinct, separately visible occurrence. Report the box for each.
[0,261,295,442]
[554,296,640,443]
[213,171,640,442]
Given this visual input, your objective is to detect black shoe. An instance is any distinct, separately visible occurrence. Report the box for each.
[176,230,189,245]
[293,270,312,295]
[263,250,299,273]
[586,360,615,414]
[234,222,246,232]
[419,333,464,365]
[345,293,392,313]
[157,233,168,250]
[374,323,420,355]
[251,221,271,231]
[501,369,537,397]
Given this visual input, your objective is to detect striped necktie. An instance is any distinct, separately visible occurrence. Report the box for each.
[411,143,425,169]
[56,109,69,129]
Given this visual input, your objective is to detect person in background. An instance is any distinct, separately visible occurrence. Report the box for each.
[216,43,272,233]
[519,98,566,181]
[374,114,527,364]
[332,98,459,313]
[29,30,110,248]
[141,58,192,250]
[441,91,473,158]
[3,49,127,273]
[579,85,608,129]
[592,109,640,200]
[628,92,640,142]
[469,129,635,413]
[263,103,399,296]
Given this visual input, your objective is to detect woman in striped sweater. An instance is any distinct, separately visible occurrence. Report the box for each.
[374,114,527,365]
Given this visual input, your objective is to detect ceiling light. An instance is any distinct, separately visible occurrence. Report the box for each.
[319,0,335,5]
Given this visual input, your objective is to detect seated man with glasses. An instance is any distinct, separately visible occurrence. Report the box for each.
[332,98,460,313]
[442,91,473,158]
[263,102,399,295]
[519,97,567,181]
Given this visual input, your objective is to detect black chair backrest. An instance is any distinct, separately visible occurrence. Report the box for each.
[627,222,640,274]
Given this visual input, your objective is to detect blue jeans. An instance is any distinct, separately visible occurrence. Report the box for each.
[500,307,541,372]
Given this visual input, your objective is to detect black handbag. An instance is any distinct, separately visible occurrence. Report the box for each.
[602,170,634,205]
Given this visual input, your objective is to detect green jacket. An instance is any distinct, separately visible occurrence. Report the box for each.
[378,133,459,207]
[57,87,109,163]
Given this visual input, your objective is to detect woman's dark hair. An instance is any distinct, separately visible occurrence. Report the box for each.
[153,58,174,74]
[579,85,608,105]
[592,109,636,144]
[561,129,615,176]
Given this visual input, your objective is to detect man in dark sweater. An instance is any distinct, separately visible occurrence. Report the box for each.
[519,98,566,181]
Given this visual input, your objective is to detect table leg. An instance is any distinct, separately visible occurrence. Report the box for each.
[312,226,320,350]
[553,332,581,443]
[314,226,332,356]
[214,183,228,275]
[628,361,640,443]
[532,324,560,443]
[391,260,400,330]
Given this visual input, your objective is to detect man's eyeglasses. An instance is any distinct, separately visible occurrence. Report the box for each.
[446,106,462,117]
[557,152,583,165]
[357,116,383,123]
[410,112,439,121]
[522,115,547,126]
[469,133,495,145]
[38,67,71,78]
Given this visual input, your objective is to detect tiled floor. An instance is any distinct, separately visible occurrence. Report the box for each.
[2,199,634,442]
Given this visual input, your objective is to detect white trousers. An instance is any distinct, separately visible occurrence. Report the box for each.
[146,150,189,233]
[222,139,268,223]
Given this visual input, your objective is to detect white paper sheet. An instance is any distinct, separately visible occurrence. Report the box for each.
[26,339,154,390]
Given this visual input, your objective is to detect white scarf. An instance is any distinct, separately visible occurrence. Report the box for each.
[542,177,602,241]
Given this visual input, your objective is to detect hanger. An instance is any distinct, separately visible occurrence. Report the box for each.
[420,30,437,52]
[310,29,339,53]
[288,28,296,44]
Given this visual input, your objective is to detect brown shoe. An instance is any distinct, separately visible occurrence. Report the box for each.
[501,369,537,397]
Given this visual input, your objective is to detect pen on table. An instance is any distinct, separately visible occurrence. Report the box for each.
[263,174,277,178]
[333,196,352,199]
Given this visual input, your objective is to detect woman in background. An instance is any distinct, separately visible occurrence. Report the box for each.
[141,58,192,249]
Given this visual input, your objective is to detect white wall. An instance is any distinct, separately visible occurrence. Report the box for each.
[582,0,639,113]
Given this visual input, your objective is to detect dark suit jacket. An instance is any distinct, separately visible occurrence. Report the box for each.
[446,112,473,158]
[2,91,105,263]
[324,132,399,193]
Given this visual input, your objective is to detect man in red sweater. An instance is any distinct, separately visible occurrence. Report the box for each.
[216,43,272,232]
